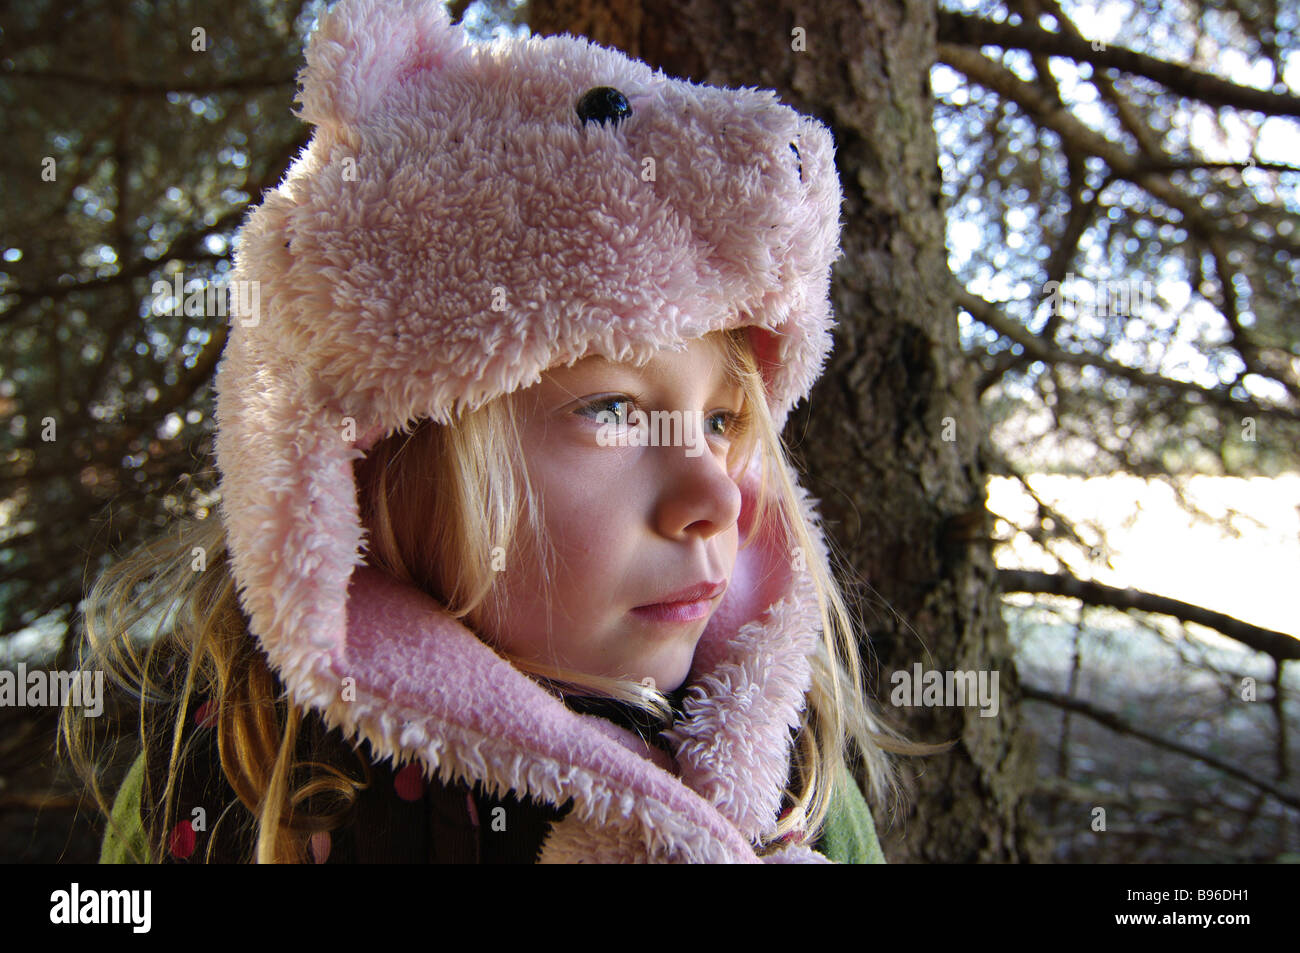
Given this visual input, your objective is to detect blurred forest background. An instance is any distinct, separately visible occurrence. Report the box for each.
[1,0,1297,863]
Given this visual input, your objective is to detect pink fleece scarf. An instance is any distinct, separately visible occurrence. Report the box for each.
[213,0,846,862]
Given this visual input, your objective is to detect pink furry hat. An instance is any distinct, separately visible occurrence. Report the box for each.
[213,0,845,862]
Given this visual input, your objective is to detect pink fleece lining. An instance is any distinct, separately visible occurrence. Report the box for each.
[213,0,845,863]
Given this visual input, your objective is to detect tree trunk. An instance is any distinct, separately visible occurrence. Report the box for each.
[530,0,1041,862]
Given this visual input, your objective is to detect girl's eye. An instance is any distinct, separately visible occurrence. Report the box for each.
[706,409,744,438]
[580,395,636,426]
[577,396,749,442]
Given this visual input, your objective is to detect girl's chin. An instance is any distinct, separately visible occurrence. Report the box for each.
[633,651,698,695]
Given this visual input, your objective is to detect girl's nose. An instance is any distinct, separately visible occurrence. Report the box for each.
[652,444,744,542]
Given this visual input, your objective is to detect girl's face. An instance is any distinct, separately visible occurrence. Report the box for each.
[478,335,746,692]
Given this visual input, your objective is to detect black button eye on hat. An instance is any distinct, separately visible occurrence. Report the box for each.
[576,86,632,127]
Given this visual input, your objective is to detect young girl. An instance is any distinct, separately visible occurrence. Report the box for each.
[64,0,923,863]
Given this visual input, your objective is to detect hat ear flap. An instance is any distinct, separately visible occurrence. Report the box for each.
[293,0,469,131]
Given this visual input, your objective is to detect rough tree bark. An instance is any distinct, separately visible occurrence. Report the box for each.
[530,0,1041,861]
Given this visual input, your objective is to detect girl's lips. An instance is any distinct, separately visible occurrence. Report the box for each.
[630,592,721,624]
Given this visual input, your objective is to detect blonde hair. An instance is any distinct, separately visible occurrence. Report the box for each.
[63,326,934,862]
[60,514,369,864]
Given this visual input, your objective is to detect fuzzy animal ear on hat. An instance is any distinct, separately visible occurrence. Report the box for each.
[293,0,474,133]
[213,0,846,861]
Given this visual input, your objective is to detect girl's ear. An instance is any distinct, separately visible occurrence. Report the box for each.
[292,0,469,131]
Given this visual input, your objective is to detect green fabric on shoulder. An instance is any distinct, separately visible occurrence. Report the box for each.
[817,770,887,864]
[100,750,148,864]
[101,747,888,864]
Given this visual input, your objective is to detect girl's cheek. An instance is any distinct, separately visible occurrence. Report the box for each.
[546,428,640,472]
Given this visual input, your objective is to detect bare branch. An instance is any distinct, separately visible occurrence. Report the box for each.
[1207,235,1300,403]
[958,287,1300,421]
[999,568,1300,660]
[1034,0,1162,157]
[937,10,1300,118]
[1021,684,1300,810]
[0,66,298,96]
[936,43,1300,260]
